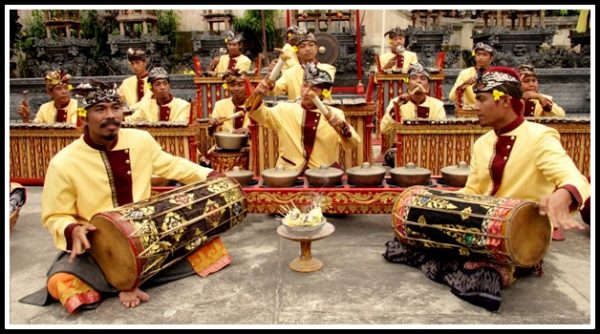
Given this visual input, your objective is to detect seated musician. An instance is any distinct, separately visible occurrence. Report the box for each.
[378,27,418,74]
[205,69,253,164]
[117,48,152,109]
[380,63,446,136]
[19,80,228,313]
[383,67,590,311]
[207,30,252,76]
[380,63,446,167]
[250,63,360,173]
[126,67,191,123]
[518,64,566,118]
[281,25,301,71]
[270,30,336,102]
[209,69,252,136]
[18,70,78,124]
[448,42,495,110]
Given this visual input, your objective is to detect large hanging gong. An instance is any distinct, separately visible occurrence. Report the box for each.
[314,32,340,65]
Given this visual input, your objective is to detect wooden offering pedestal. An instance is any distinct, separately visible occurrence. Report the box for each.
[276,222,335,273]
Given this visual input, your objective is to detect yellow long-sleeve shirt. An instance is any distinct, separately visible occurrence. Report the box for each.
[458,120,590,210]
[272,63,336,101]
[523,93,566,117]
[281,43,300,71]
[448,67,478,109]
[118,75,152,108]
[214,54,252,76]
[380,96,446,136]
[211,98,251,132]
[249,101,360,171]
[41,128,213,250]
[33,99,78,124]
[379,50,418,73]
[127,97,191,123]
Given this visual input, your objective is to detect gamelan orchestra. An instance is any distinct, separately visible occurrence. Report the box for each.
[10,15,591,315]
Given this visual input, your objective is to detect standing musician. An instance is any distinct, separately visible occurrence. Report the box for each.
[117,48,152,108]
[19,80,229,313]
[518,64,566,118]
[383,67,590,311]
[208,30,252,76]
[270,30,336,102]
[378,27,418,74]
[449,42,495,110]
[18,70,78,124]
[249,63,360,173]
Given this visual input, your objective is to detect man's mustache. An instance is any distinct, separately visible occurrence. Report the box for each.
[100,119,121,128]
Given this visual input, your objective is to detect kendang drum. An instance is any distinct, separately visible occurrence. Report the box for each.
[88,176,247,290]
[392,186,551,267]
[210,148,250,172]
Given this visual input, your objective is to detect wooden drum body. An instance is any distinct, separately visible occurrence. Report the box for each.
[89,176,247,290]
[392,186,551,267]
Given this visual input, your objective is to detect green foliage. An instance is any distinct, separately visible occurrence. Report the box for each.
[80,10,118,59]
[545,10,580,17]
[16,10,45,54]
[232,10,278,59]
[157,10,180,55]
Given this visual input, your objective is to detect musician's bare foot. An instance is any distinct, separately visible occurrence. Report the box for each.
[118,288,150,308]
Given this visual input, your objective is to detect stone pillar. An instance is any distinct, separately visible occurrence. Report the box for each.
[120,22,125,36]
[143,21,148,35]
[458,18,475,68]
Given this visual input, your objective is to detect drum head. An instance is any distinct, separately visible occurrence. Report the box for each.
[506,203,552,267]
[88,212,141,291]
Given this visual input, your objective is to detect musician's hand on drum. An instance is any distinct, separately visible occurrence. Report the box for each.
[538,188,587,231]
[68,224,97,263]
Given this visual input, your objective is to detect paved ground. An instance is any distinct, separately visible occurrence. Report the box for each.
[7,186,593,329]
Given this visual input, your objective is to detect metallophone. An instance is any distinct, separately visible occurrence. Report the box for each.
[9,121,202,185]
[392,116,590,177]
